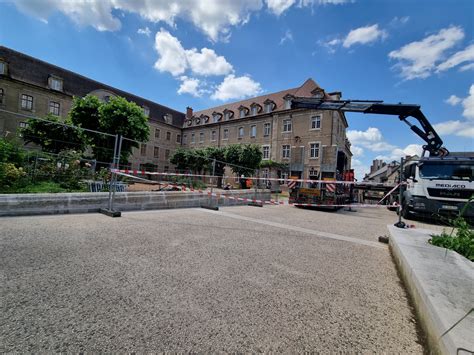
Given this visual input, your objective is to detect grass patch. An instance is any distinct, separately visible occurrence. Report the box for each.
[2,181,88,194]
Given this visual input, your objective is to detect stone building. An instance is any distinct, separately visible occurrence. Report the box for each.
[183,78,352,181]
[0,46,184,171]
[0,46,352,179]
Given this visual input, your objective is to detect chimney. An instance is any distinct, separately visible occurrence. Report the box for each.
[186,106,193,118]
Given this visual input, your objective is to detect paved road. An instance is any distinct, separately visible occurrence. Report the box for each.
[1,206,442,352]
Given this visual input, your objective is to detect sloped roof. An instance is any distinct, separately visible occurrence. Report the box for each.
[0,46,185,127]
[192,78,324,123]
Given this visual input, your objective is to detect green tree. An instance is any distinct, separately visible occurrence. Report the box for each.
[204,146,226,187]
[69,95,149,164]
[21,114,85,154]
[170,147,191,171]
[224,144,262,176]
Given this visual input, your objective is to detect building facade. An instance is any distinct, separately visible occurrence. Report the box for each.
[0,46,352,179]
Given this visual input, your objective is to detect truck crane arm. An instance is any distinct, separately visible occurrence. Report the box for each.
[291,98,448,157]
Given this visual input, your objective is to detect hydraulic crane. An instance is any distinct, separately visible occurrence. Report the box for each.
[291,98,449,157]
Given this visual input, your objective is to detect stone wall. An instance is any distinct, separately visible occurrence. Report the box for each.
[0,190,272,216]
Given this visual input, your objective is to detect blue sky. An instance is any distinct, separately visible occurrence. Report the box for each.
[1,0,473,178]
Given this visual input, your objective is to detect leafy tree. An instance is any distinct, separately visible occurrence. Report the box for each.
[187,148,209,174]
[21,114,85,154]
[170,147,191,171]
[224,144,262,176]
[69,95,149,164]
[204,146,227,187]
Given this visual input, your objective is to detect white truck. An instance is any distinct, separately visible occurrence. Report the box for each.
[291,97,474,222]
[402,153,474,222]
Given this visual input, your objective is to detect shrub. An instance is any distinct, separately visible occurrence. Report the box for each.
[429,197,474,261]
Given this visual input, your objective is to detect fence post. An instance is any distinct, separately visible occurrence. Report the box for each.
[395,157,405,228]
[102,134,121,217]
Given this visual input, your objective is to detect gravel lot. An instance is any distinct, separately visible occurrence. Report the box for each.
[0,206,440,352]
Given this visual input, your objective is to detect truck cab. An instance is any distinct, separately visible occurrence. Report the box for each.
[402,154,474,222]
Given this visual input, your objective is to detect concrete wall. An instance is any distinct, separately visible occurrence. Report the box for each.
[0,190,272,216]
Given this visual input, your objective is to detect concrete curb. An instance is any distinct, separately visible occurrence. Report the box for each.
[388,225,473,355]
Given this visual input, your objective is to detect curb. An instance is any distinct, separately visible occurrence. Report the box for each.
[388,225,473,355]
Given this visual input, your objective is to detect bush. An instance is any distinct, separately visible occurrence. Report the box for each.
[429,198,474,261]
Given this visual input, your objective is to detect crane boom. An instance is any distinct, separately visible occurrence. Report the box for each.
[291,98,448,157]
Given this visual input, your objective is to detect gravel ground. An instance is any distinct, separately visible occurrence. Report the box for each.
[0,206,437,352]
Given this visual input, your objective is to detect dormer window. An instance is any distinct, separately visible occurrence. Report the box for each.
[238,106,248,118]
[143,106,150,117]
[49,75,63,91]
[163,113,173,124]
[223,109,233,121]
[200,114,209,124]
[250,103,261,116]
[212,112,221,123]
[0,61,6,75]
[265,103,273,113]
[283,94,294,110]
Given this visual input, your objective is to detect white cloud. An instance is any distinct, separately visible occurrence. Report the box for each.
[433,120,474,138]
[211,74,262,101]
[342,24,387,48]
[153,29,233,77]
[347,127,383,143]
[185,48,233,76]
[375,144,423,162]
[462,84,474,119]
[460,63,474,72]
[153,29,188,76]
[434,84,474,138]
[437,44,474,73]
[12,0,263,42]
[445,95,462,106]
[266,0,295,15]
[137,26,151,36]
[177,76,203,97]
[351,145,364,157]
[388,26,465,80]
[279,29,293,45]
[389,16,410,27]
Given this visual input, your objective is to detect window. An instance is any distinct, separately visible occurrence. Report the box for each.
[280,172,289,183]
[104,95,110,103]
[251,106,258,116]
[311,115,321,130]
[0,61,6,75]
[282,145,290,159]
[49,77,63,91]
[166,131,171,140]
[0,88,4,105]
[224,111,230,120]
[310,143,320,158]
[143,106,150,117]
[199,132,204,143]
[264,123,271,136]
[177,134,181,143]
[154,146,160,158]
[163,114,172,124]
[165,149,170,160]
[164,166,169,173]
[154,128,160,139]
[285,99,291,109]
[239,109,246,118]
[238,127,244,138]
[283,119,292,132]
[265,102,273,113]
[262,145,270,160]
[250,125,256,137]
[211,130,216,141]
[191,133,195,144]
[213,114,220,123]
[183,134,187,144]
[223,129,229,140]
[140,143,147,156]
[19,122,28,128]
[21,94,33,110]
[49,101,60,116]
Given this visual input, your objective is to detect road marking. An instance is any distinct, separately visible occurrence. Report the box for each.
[197,208,386,250]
